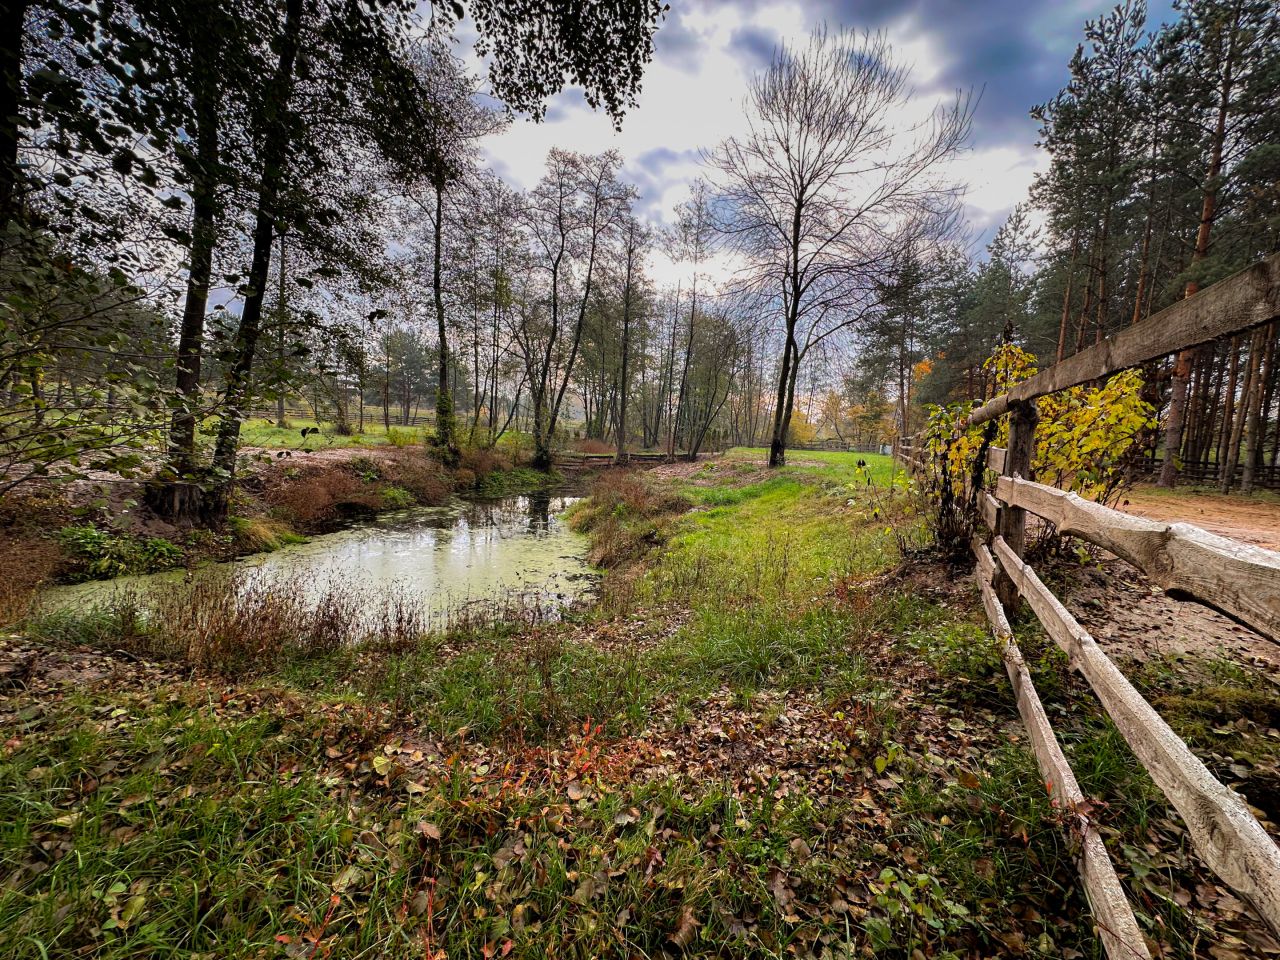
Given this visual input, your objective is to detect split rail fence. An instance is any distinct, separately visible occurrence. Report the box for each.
[899,252,1280,958]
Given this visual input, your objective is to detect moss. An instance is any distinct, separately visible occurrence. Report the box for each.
[1157,685,1280,726]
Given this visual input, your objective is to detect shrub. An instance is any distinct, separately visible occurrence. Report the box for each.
[379,485,414,509]
[474,466,550,498]
[26,571,432,677]
[459,445,513,479]
[924,343,1154,508]
[381,454,451,505]
[348,455,383,482]
[0,535,62,626]
[264,465,379,525]
[56,524,183,581]
[386,427,417,447]
[575,438,613,455]
[569,471,691,567]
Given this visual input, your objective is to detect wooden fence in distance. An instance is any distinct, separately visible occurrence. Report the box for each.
[899,252,1280,957]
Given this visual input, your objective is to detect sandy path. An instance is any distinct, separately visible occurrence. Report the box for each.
[1117,486,1280,552]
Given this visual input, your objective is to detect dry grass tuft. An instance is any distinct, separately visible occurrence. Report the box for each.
[575,438,614,455]
[0,536,63,627]
[459,446,513,478]
[229,516,302,552]
[569,470,691,568]
[380,453,452,504]
[38,571,436,676]
[263,465,379,525]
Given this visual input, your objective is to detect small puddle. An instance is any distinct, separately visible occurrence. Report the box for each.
[43,492,596,623]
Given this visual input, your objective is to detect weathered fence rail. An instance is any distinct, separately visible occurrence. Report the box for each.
[898,252,1280,955]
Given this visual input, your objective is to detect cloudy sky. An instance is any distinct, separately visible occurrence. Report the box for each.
[473,0,1176,260]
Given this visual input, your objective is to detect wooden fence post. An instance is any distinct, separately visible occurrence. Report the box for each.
[995,400,1038,608]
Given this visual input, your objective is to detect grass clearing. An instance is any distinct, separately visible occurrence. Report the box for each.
[4,449,1276,957]
[236,417,396,449]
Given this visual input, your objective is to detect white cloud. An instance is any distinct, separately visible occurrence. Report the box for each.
[475,0,1049,265]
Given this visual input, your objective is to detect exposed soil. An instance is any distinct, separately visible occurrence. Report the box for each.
[1118,486,1280,551]
[1058,557,1280,675]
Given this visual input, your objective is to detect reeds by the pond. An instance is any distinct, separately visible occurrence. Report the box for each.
[26,568,570,677]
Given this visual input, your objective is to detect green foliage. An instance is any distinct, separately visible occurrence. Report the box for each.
[472,467,556,498]
[227,516,306,553]
[378,485,414,509]
[1036,366,1155,503]
[924,343,1155,510]
[55,525,183,581]
[385,427,417,448]
[349,456,383,483]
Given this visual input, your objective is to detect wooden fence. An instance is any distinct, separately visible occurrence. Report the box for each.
[899,252,1280,957]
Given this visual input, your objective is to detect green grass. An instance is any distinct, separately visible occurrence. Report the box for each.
[655,459,901,605]
[474,466,561,498]
[233,417,398,449]
[6,443,1268,957]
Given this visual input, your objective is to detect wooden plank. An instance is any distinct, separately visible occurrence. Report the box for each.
[991,536,1280,934]
[972,551,1150,959]
[972,534,995,582]
[978,490,999,531]
[987,446,1007,473]
[969,253,1280,426]
[996,476,1280,642]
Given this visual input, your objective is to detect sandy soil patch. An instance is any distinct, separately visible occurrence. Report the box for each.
[1059,558,1280,674]
[1118,486,1280,552]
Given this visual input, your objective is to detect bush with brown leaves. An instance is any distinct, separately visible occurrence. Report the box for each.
[0,536,63,626]
[264,465,381,525]
[380,453,452,505]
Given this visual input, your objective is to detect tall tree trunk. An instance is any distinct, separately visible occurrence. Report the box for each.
[615,236,634,464]
[1242,325,1274,494]
[1160,15,1237,487]
[275,230,288,427]
[768,333,794,468]
[0,0,30,229]
[167,66,221,477]
[432,178,457,461]
[382,352,390,431]
[1056,230,1080,363]
[1130,128,1159,328]
[1223,332,1261,493]
[672,277,697,455]
[1093,198,1112,345]
[662,285,680,456]
[1216,338,1240,482]
[210,0,303,506]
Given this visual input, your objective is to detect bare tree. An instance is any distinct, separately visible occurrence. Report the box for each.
[518,149,631,468]
[615,213,650,463]
[670,180,715,456]
[708,28,971,466]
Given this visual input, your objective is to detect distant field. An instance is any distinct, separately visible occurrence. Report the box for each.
[723,446,900,483]
[232,418,407,450]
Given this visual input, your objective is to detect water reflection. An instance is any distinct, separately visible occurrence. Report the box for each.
[45,494,595,619]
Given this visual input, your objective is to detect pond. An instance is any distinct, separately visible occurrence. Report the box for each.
[45,492,596,624]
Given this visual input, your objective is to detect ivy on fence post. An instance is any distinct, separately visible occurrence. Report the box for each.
[995,400,1038,609]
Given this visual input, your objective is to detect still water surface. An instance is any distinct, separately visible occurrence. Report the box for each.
[47,493,595,620]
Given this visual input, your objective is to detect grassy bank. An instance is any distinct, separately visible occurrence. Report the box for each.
[2,449,1276,957]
